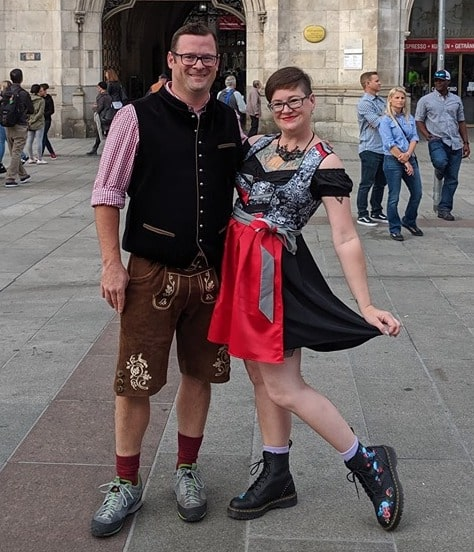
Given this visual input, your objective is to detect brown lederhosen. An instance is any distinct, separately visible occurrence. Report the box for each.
[114,254,230,397]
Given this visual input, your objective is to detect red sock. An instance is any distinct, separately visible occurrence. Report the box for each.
[116,453,140,485]
[177,432,203,468]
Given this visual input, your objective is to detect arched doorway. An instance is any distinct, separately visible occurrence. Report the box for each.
[404,0,474,122]
[102,0,246,100]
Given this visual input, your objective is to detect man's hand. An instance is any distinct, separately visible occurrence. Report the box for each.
[101,262,129,313]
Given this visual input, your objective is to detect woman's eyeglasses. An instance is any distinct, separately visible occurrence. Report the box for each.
[172,52,219,67]
[268,95,310,113]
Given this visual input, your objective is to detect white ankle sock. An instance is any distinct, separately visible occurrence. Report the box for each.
[263,444,290,454]
[340,437,359,462]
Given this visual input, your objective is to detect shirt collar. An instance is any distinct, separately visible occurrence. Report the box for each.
[166,81,209,114]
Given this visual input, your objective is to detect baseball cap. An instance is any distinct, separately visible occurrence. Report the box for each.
[434,69,451,81]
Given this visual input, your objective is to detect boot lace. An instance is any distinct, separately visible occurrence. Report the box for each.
[247,457,271,492]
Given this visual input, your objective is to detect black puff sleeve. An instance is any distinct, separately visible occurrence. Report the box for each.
[310,168,353,200]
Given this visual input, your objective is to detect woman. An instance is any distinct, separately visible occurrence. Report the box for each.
[379,87,423,241]
[26,84,47,165]
[208,67,403,531]
[39,83,57,159]
[105,68,127,109]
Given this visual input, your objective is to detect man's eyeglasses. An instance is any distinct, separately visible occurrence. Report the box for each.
[172,52,219,67]
[268,95,310,113]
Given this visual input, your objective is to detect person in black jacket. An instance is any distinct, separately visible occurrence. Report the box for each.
[39,83,56,159]
[4,68,34,187]
[87,81,112,155]
[105,68,127,108]
[90,23,243,538]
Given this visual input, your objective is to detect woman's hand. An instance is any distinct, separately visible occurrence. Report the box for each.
[360,305,401,337]
[397,152,410,164]
[404,161,414,176]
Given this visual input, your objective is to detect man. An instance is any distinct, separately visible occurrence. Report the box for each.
[86,81,112,155]
[356,71,388,226]
[246,79,262,137]
[148,73,168,94]
[90,22,242,538]
[3,69,33,187]
[415,69,470,221]
[39,83,57,159]
[217,74,246,117]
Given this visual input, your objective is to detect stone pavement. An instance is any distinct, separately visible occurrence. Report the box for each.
[0,135,473,552]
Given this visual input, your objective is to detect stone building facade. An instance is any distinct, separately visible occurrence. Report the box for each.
[0,1,472,142]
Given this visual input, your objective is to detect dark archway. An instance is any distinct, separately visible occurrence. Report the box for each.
[102,1,246,100]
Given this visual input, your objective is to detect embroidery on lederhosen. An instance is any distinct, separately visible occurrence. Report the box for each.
[152,272,178,309]
[198,269,218,304]
[212,345,230,377]
[125,353,152,390]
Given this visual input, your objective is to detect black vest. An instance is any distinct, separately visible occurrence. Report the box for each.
[122,87,242,268]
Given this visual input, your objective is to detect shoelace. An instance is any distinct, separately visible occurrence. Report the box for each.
[246,458,271,492]
[177,468,204,506]
[96,480,135,520]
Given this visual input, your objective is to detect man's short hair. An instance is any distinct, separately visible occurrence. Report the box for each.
[10,68,23,84]
[40,83,49,90]
[98,81,107,90]
[360,71,378,89]
[170,22,218,54]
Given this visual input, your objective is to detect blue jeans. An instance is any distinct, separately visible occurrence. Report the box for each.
[0,124,6,164]
[428,139,462,213]
[383,155,423,234]
[357,150,387,218]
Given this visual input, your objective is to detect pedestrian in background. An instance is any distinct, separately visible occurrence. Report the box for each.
[39,83,57,159]
[87,81,112,156]
[3,68,34,187]
[356,71,388,227]
[246,79,262,137]
[0,80,10,174]
[415,69,470,221]
[105,68,127,109]
[379,87,423,242]
[147,73,168,94]
[25,84,47,165]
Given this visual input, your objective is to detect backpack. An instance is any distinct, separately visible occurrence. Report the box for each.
[219,88,237,111]
[0,89,21,127]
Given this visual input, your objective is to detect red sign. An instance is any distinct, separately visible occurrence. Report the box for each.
[218,15,245,31]
[405,38,474,53]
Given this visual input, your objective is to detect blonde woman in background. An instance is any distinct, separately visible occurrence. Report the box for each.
[378,87,423,241]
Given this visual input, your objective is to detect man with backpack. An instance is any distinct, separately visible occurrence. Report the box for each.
[217,75,246,139]
[1,68,34,187]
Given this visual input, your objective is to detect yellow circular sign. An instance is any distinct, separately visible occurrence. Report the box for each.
[303,25,326,44]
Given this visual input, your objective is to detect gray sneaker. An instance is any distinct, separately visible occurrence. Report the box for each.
[174,464,207,522]
[91,476,143,538]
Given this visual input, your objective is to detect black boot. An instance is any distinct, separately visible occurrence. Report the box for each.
[227,451,297,520]
[345,444,403,531]
[86,148,98,156]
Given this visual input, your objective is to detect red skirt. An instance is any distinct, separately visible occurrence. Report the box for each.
[208,218,286,363]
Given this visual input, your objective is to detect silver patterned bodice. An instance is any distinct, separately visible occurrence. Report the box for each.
[235,135,332,231]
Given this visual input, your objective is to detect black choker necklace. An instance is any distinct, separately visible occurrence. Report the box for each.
[275,132,315,162]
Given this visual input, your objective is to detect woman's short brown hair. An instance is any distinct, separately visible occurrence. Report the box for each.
[264,66,312,102]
